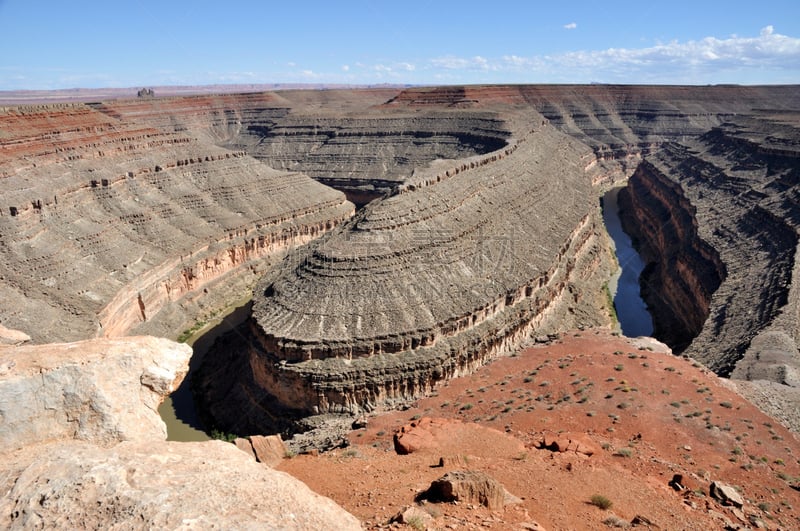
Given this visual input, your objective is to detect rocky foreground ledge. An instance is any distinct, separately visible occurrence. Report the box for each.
[0,336,360,529]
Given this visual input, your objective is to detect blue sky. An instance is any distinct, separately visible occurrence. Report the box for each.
[1,1,799,90]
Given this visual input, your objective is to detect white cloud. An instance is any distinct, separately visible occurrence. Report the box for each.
[430,26,800,83]
[431,55,494,71]
[564,22,577,30]
[342,64,350,72]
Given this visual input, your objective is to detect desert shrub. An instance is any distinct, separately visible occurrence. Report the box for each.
[406,514,426,530]
[590,494,613,509]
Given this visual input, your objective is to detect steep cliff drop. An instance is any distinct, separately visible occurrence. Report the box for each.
[618,118,800,375]
[0,100,354,344]
[193,117,618,437]
[617,159,725,353]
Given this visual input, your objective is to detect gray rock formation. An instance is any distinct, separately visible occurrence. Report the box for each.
[0,336,191,449]
[618,117,800,374]
[0,440,361,530]
[0,334,361,529]
[3,85,800,439]
[196,119,617,432]
[0,100,353,343]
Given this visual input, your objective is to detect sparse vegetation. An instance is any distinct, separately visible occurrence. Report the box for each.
[177,319,207,343]
[209,429,236,442]
[589,494,613,510]
[406,514,426,530]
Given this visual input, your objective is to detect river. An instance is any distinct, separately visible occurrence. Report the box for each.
[602,186,654,337]
[160,187,653,438]
[157,299,252,441]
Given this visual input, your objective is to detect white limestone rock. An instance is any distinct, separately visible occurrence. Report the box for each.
[0,336,192,449]
[1,440,362,530]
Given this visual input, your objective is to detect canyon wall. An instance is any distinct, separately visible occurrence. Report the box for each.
[618,116,800,375]
[2,85,800,433]
[0,101,353,343]
[618,158,726,352]
[195,121,618,432]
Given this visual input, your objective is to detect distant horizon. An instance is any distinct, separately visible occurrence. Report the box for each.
[1,1,798,90]
[4,80,800,106]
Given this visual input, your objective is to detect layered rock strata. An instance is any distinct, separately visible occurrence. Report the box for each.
[618,157,726,351]
[0,102,353,343]
[3,85,800,437]
[387,84,800,167]
[196,123,617,432]
[232,112,511,203]
[618,116,800,375]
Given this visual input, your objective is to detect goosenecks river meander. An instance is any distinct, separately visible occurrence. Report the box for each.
[158,300,252,441]
[602,186,654,338]
[160,186,653,441]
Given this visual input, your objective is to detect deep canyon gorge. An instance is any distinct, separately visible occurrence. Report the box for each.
[2,84,800,528]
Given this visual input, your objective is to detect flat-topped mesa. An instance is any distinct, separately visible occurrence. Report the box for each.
[0,102,353,343]
[387,84,800,172]
[232,125,615,420]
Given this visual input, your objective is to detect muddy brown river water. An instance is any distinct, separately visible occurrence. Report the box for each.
[158,299,252,441]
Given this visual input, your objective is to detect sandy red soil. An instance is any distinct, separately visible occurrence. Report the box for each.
[279,328,800,530]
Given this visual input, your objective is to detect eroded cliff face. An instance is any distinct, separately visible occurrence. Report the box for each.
[189,85,800,432]
[195,122,617,432]
[618,159,725,352]
[3,85,800,437]
[617,117,800,374]
[0,102,353,343]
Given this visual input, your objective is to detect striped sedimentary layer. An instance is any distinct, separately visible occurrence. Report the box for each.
[196,123,616,430]
[619,115,800,374]
[0,102,353,343]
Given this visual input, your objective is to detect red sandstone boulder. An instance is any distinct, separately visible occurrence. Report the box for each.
[425,470,508,510]
[538,432,600,456]
[250,434,286,467]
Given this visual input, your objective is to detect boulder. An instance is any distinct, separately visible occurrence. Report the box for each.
[539,432,600,457]
[392,505,435,528]
[425,470,508,510]
[0,336,192,450]
[710,481,744,508]
[250,434,287,467]
[0,440,361,530]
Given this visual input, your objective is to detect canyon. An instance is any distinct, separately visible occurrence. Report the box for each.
[2,84,800,527]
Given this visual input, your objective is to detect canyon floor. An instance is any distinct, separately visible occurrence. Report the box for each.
[277,329,800,530]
